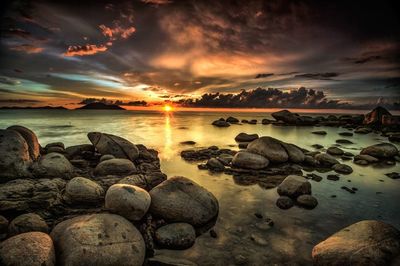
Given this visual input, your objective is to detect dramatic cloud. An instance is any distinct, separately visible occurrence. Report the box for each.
[99,25,136,40]
[63,44,108,56]
[255,73,274,79]
[295,73,339,80]
[80,98,147,106]
[9,44,44,54]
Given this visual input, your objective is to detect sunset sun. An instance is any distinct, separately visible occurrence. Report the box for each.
[163,104,173,112]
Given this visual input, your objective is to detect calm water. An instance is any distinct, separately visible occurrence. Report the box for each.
[1,109,399,265]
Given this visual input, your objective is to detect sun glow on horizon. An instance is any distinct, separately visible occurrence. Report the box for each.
[163,104,173,112]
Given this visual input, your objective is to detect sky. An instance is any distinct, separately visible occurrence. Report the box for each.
[0,0,399,109]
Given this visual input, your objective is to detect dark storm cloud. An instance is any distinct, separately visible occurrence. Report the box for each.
[0,98,41,103]
[295,73,339,80]
[255,73,274,79]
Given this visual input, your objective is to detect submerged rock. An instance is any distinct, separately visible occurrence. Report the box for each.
[312,220,400,265]
[32,152,74,179]
[7,125,40,161]
[361,143,398,159]
[149,176,219,226]
[105,184,151,221]
[312,131,327,135]
[315,153,339,167]
[232,151,269,170]
[155,223,196,249]
[247,136,289,163]
[296,195,318,209]
[8,213,49,236]
[276,196,294,209]
[88,132,139,161]
[277,175,311,198]
[63,177,104,205]
[0,129,32,180]
[51,214,145,266]
[0,232,55,266]
[94,158,136,176]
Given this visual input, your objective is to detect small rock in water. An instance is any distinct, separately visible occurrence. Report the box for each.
[296,195,318,209]
[336,139,354,144]
[312,144,324,149]
[385,172,400,179]
[276,196,294,209]
[327,174,340,181]
[327,147,344,156]
[354,159,369,165]
[306,173,323,182]
[339,132,353,136]
[341,186,355,194]
[180,140,196,145]
[312,131,327,135]
[332,163,353,174]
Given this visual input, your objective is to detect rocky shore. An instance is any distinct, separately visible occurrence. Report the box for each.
[0,126,218,266]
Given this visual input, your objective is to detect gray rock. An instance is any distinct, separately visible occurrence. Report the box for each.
[51,214,145,266]
[155,223,196,249]
[63,177,104,205]
[247,136,289,163]
[206,158,225,171]
[32,153,74,179]
[0,129,32,180]
[105,184,151,221]
[276,196,294,209]
[339,132,353,136]
[332,164,353,174]
[327,147,344,156]
[100,154,115,162]
[94,158,136,176]
[65,144,94,159]
[232,151,269,169]
[118,173,166,191]
[277,175,311,198]
[312,220,400,265]
[355,159,369,165]
[46,146,65,154]
[8,213,49,236]
[217,154,233,165]
[0,178,65,213]
[361,143,398,158]
[212,120,230,127]
[150,176,219,226]
[7,125,40,161]
[226,116,239,124]
[280,143,305,163]
[315,153,339,167]
[45,142,65,149]
[0,232,55,266]
[296,195,318,209]
[88,132,139,161]
[234,133,259,142]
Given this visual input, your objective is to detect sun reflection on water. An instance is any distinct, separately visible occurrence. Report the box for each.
[162,113,173,160]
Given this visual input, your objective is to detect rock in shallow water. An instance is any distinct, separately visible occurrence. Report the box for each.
[315,153,339,167]
[332,163,353,174]
[51,213,145,266]
[232,151,269,170]
[327,147,344,156]
[247,136,289,163]
[155,223,196,249]
[276,196,294,209]
[0,232,55,266]
[149,176,219,227]
[234,133,259,142]
[296,195,318,209]
[8,213,49,236]
[312,220,400,265]
[105,184,151,221]
[277,175,311,198]
[361,143,398,159]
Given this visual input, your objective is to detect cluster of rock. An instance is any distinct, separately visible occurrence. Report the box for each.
[0,126,219,265]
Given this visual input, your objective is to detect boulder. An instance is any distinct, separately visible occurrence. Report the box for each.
[247,137,289,163]
[0,216,8,240]
[234,133,259,142]
[226,116,239,124]
[315,153,339,167]
[51,214,145,266]
[63,177,104,205]
[212,120,230,127]
[88,132,139,161]
[327,147,344,156]
[332,164,353,174]
[277,175,311,198]
[354,154,379,163]
[8,213,49,236]
[149,176,219,226]
[271,110,298,124]
[32,152,74,179]
[312,220,400,265]
[105,184,151,221]
[7,125,40,160]
[65,144,95,159]
[118,173,166,191]
[276,196,294,210]
[0,129,32,180]
[363,106,392,126]
[100,154,116,162]
[0,232,55,266]
[154,223,196,249]
[296,195,318,209]
[0,178,65,213]
[361,143,398,158]
[232,151,269,169]
[94,158,136,176]
[206,158,225,171]
[280,143,305,163]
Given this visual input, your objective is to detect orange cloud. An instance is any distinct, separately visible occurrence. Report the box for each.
[99,25,136,40]
[63,44,107,56]
[9,44,44,54]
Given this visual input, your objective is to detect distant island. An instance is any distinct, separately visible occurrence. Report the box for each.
[76,102,126,110]
[0,106,67,110]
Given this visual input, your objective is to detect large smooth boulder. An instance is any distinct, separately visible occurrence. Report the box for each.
[235,133,259,142]
[150,176,219,226]
[232,151,269,169]
[315,153,339,167]
[155,223,196,249]
[0,178,65,213]
[247,137,288,163]
[277,175,311,198]
[363,106,392,126]
[8,213,49,236]
[361,143,398,159]
[105,184,151,221]
[51,214,145,266]
[312,220,400,265]
[0,129,32,179]
[94,158,136,176]
[271,110,299,124]
[118,173,166,191]
[88,132,139,161]
[280,143,305,163]
[63,177,104,205]
[7,125,40,161]
[32,153,74,179]
[0,232,55,266]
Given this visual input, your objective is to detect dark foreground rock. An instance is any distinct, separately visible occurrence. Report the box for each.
[8,213,49,236]
[154,223,196,249]
[312,220,400,265]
